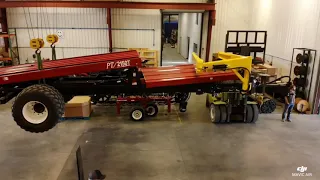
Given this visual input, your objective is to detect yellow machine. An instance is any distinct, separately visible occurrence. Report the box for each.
[193,52,252,91]
[192,52,259,124]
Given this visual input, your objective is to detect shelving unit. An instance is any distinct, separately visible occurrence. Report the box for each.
[8,28,19,65]
[0,28,19,66]
[290,48,317,101]
[128,48,158,67]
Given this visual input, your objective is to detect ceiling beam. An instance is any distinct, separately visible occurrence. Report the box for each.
[0,1,215,10]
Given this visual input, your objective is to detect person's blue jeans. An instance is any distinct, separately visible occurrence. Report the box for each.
[282,103,294,120]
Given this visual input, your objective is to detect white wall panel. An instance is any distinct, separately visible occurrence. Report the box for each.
[250,0,320,108]
[7,8,108,63]
[179,13,202,62]
[112,8,161,65]
[210,0,252,61]
[250,0,320,61]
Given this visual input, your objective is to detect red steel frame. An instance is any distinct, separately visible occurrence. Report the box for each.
[0,51,141,85]
[0,50,240,89]
[0,1,215,10]
[116,96,172,115]
[107,8,113,53]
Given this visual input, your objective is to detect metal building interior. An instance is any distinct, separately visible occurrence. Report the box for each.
[0,0,320,179]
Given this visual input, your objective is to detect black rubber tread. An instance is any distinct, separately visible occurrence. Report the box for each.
[219,105,227,123]
[205,95,210,107]
[251,104,259,123]
[41,84,65,112]
[210,104,221,123]
[130,106,145,121]
[145,103,159,117]
[12,84,65,133]
[246,105,254,123]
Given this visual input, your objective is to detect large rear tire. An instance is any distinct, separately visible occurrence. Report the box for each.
[12,84,64,133]
[251,104,259,123]
[246,105,254,123]
[205,95,210,107]
[219,105,227,123]
[209,104,221,123]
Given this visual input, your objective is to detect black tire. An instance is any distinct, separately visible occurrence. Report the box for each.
[246,105,254,123]
[206,95,210,107]
[130,107,145,121]
[209,104,220,123]
[12,84,64,133]
[251,104,259,123]
[219,105,227,123]
[145,103,158,117]
[179,101,188,112]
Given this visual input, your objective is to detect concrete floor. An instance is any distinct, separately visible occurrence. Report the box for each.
[1,95,320,180]
[162,43,188,66]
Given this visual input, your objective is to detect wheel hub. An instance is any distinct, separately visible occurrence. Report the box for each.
[132,110,143,120]
[22,101,48,124]
[34,103,45,113]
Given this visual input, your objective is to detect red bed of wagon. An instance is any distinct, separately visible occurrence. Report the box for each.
[141,64,238,88]
[0,51,141,85]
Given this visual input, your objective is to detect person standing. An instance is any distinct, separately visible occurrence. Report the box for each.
[282,83,296,122]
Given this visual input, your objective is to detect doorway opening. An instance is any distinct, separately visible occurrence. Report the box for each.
[161,13,203,66]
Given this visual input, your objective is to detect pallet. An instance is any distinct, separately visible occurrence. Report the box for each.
[127,48,158,67]
[59,116,91,121]
[128,48,149,51]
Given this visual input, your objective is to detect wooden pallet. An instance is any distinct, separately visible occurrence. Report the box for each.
[128,48,149,51]
[128,48,158,67]
[60,116,91,121]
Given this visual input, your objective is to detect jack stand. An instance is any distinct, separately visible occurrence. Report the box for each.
[35,49,43,70]
[51,44,56,60]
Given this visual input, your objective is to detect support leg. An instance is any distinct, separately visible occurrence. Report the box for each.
[36,50,43,70]
[51,44,56,60]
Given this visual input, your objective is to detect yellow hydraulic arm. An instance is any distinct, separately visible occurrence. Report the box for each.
[192,52,252,91]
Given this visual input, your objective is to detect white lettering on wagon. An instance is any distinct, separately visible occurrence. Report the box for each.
[106,60,131,69]
[3,77,8,81]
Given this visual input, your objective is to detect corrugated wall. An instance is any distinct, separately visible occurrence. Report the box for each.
[6,0,206,65]
[7,8,109,64]
[250,0,320,108]
[115,0,206,65]
[112,9,160,51]
[250,0,320,76]
[210,0,252,60]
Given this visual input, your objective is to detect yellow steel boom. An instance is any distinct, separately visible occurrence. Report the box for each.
[192,52,252,91]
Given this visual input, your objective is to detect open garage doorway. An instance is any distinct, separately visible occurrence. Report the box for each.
[161,12,203,66]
